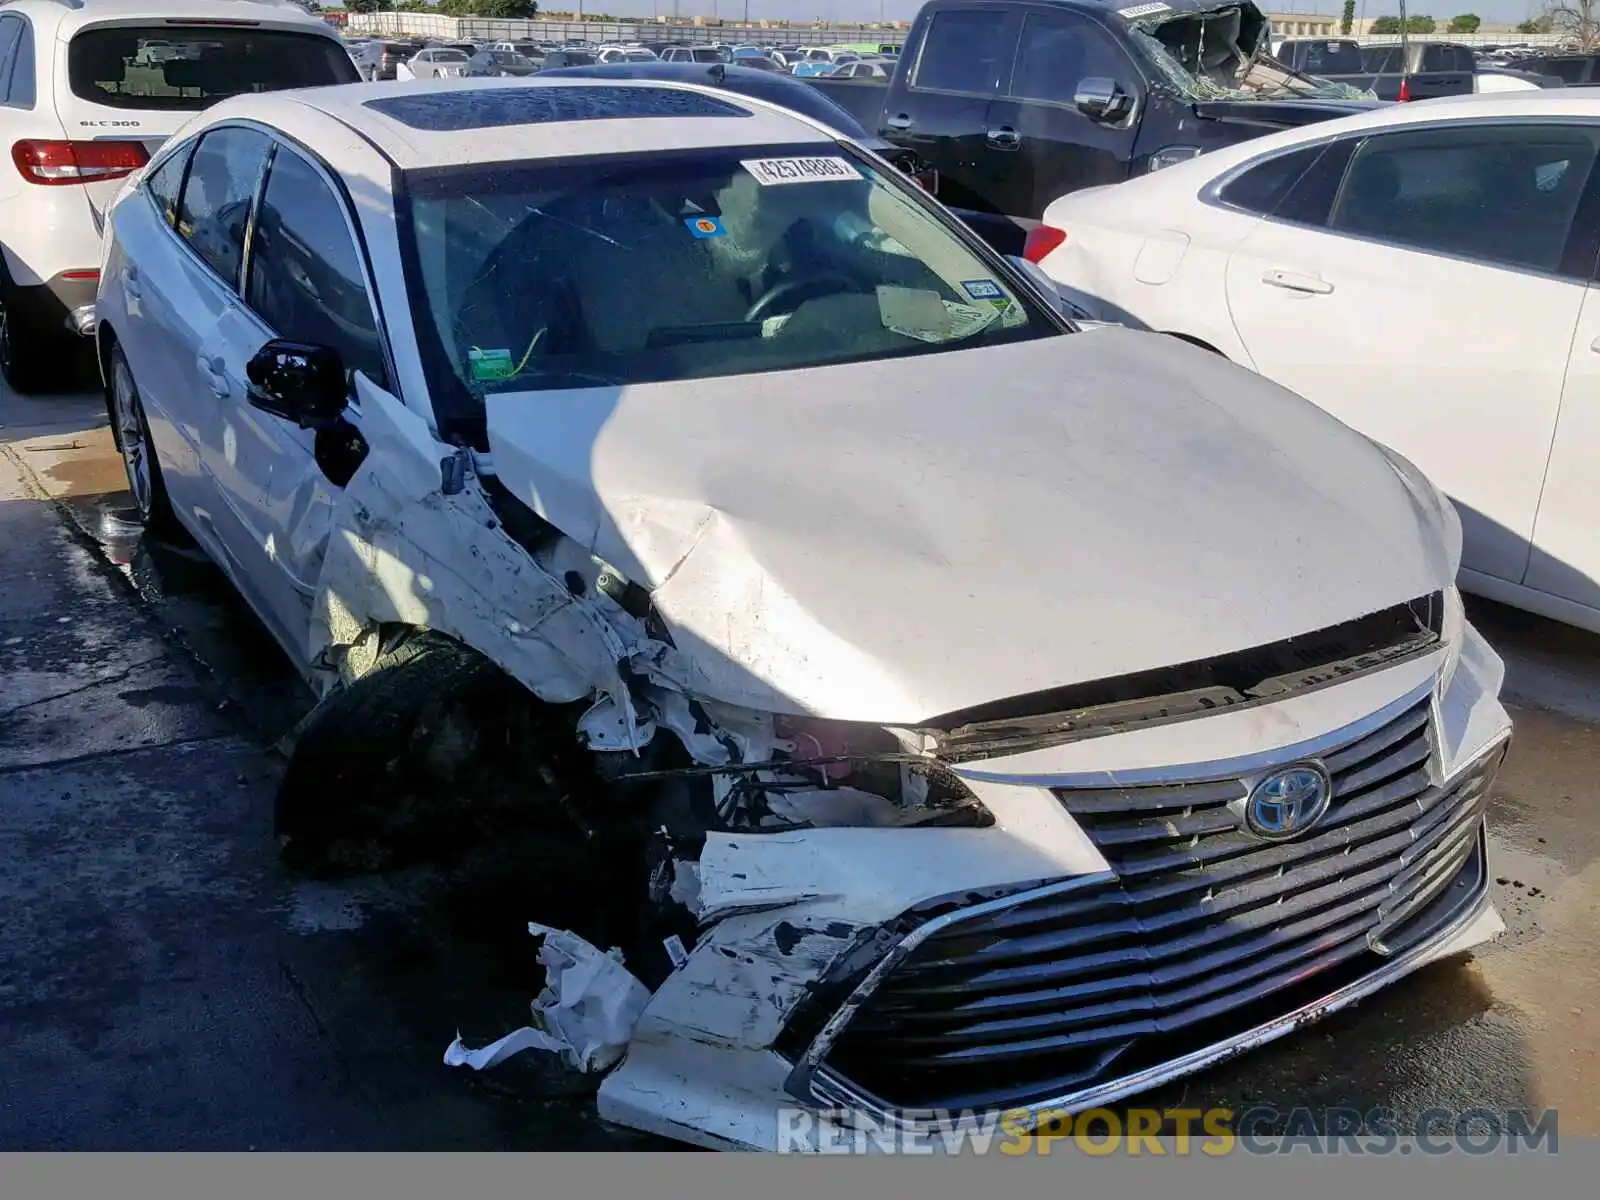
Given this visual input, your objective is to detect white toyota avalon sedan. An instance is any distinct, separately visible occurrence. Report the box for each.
[95,77,1511,1151]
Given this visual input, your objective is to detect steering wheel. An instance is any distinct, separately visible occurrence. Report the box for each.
[744,272,861,324]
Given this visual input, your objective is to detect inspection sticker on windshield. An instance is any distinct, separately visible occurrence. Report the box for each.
[741,156,863,186]
[468,348,516,382]
[1117,2,1171,16]
[683,215,726,238]
[961,279,1005,301]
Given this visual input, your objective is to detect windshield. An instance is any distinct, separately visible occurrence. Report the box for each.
[400,145,1053,415]
[1291,40,1363,75]
[70,26,359,110]
[1128,7,1373,101]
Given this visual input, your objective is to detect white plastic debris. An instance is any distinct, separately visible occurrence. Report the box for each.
[443,922,651,1075]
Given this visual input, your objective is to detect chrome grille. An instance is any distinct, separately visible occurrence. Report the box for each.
[817,699,1503,1113]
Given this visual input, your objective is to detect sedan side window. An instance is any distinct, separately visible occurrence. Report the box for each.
[1326,124,1600,276]
[175,127,272,290]
[1008,12,1131,106]
[144,140,194,227]
[245,146,386,387]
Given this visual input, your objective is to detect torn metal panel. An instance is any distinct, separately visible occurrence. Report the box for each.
[308,378,641,718]
[444,923,650,1074]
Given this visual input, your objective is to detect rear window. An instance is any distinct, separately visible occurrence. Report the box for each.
[1298,41,1362,75]
[68,26,359,111]
[1420,44,1474,72]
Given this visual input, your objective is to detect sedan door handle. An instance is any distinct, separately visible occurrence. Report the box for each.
[884,113,914,131]
[985,125,1022,150]
[1261,269,1333,295]
[197,355,229,397]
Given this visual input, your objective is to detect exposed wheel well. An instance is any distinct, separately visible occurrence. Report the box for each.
[1161,331,1226,357]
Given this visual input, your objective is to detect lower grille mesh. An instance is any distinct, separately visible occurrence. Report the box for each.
[819,700,1502,1112]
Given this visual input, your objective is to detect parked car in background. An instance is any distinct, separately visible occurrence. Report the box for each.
[540,48,595,69]
[802,0,1379,255]
[356,40,413,81]
[661,45,725,64]
[1503,51,1600,85]
[824,58,894,79]
[467,49,539,78]
[1473,65,1560,92]
[95,76,1510,1153]
[1032,92,1600,633]
[597,45,658,63]
[0,0,357,393]
[538,59,938,190]
[793,50,858,77]
[402,48,470,80]
[492,40,545,60]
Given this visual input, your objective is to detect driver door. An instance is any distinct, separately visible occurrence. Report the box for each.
[205,139,387,663]
[980,8,1142,223]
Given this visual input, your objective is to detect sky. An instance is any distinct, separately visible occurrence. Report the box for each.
[362,1,1553,33]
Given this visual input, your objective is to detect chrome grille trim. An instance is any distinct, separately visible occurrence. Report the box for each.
[788,689,1508,1117]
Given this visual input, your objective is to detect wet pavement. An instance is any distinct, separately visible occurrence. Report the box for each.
[0,379,1595,1148]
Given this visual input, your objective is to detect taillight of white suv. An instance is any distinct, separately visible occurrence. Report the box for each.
[12,140,150,186]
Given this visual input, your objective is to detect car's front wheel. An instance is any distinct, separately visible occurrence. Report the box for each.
[107,343,182,538]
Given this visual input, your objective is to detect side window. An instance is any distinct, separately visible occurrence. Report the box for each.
[0,16,21,103]
[912,9,1016,95]
[246,147,385,386]
[1327,124,1600,276]
[175,127,272,289]
[1008,12,1130,105]
[144,140,194,227]
[1217,143,1327,216]
[6,20,33,108]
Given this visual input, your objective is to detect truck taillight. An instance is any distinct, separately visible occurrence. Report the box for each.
[1024,224,1067,264]
[12,140,149,186]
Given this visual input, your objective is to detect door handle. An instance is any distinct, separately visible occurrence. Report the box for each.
[985,125,1022,150]
[123,265,142,301]
[1261,269,1333,295]
[1590,335,1600,354]
[197,355,229,397]
[884,113,914,131]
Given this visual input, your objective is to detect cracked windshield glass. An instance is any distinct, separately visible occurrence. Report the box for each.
[1128,3,1376,100]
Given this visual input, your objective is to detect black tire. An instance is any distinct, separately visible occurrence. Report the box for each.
[275,632,507,876]
[0,279,51,394]
[105,342,184,539]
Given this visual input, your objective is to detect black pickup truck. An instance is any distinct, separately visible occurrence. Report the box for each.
[803,0,1379,254]
[1274,37,1475,100]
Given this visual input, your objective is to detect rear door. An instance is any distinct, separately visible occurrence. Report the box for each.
[56,21,359,237]
[886,5,1017,220]
[980,7,1141,222]
[1226,121,1599,586]
[1523,141,1600,612]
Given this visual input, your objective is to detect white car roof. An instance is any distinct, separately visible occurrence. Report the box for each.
[1180,90,1600,180]
[219,78,839,171]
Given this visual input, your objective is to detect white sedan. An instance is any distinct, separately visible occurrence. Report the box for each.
[1032,92,1600,635]
[400,47,470,79]
[95,77,1507,1150]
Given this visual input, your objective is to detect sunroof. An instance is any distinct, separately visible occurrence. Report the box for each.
[364,86,752,132]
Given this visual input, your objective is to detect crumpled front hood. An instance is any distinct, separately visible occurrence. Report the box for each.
[485,330,1451,723]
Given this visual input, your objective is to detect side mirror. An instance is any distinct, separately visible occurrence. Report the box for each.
[1074,76,1133,122]
[245,340,348,429]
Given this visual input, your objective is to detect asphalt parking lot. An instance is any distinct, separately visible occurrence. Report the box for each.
[0,374,1595,1149]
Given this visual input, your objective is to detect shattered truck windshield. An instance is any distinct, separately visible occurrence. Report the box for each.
[1125,2,1375,101]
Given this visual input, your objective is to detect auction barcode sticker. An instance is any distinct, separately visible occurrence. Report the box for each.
[741,156,864,186]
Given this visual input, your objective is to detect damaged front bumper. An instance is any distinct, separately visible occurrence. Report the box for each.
[596,620,1510,1151]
